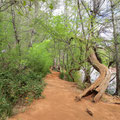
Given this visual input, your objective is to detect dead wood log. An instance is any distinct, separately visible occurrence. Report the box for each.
[75,49,111,102]
[86,108,93,116]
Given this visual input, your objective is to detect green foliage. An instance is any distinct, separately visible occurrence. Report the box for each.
[59,72,64,79]
[64,72,74,82]
[72,72,81,82]
[59,71,73,82]
[27,40,53,76]
[0,69,45,119]
[61,71,86,90]
[23,1,26,6]
[65,71,80,82]
[72,71,87,90]
[77,81,87,90]
[97,49,109,66]
[49,3,54,10]
[0,40,53,119]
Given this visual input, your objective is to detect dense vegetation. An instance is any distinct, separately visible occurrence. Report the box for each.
[0,0,120,119]
[0,37,52,119]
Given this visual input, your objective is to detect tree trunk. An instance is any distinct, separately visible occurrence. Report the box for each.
[117,63,120,95]
[11,6,21,56]
[110,0,120,96]
[84,68,91,84]
[76,49,111,102]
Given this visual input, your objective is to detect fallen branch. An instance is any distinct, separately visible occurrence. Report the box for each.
[86,108,93,116]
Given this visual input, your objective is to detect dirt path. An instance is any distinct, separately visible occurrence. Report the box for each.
[9,71,120,120]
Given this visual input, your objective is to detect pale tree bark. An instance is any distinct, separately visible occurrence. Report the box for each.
[34,0,39,18]
[52,39,57,70]
[11,5,21,56]
[77,0,85,38]
[110,0,120,95]
[76,49,111,102]
[77,0,91,83]
[28,0,39,47]
[58,42,61,71]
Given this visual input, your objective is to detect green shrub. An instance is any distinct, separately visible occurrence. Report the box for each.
[72,72,81,82]
[77,81,86,90]
[0,69,45,119]
[64,72,74,82]
[63,71,86,90]
[27,40,53,76]
[72,71,86,90]
[0,40,52,119]
[59,72,64,79]
[63,71,80,82]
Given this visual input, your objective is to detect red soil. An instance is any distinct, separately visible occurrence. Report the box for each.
[9,71,120,120]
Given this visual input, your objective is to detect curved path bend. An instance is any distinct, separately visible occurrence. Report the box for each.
[9,71,120,120]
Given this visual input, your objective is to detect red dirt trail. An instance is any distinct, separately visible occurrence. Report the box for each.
[9,71,120,120]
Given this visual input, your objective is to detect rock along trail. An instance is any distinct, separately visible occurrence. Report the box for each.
[9,71,120,120]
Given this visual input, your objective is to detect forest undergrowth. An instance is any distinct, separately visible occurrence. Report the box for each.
[0,41,52,120]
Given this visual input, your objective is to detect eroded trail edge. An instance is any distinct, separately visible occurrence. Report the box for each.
[9,71,120,120]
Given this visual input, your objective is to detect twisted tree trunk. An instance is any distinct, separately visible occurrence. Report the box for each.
[76,49,111,102]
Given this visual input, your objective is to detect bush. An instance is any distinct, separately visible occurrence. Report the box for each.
[64,71,80,82]
[77,81,87,90]
[0,40,53,119]
[0,69,45,119]
[72,72,81,82]
[72,71,86,90]
[26,40,53,76]
[62,71,86,90]
[64,72,74,82]
[59,72,64,79]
